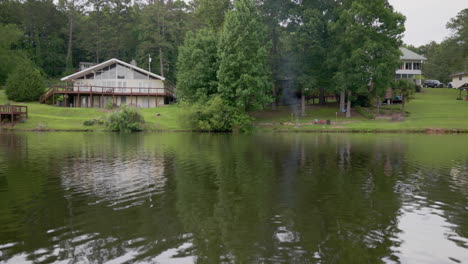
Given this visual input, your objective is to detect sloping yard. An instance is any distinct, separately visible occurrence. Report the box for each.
[254,88,468,132]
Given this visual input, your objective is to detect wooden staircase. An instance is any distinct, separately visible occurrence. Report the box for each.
[40,88,55,104]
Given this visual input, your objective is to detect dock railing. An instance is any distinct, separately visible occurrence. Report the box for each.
[0,105,28,121]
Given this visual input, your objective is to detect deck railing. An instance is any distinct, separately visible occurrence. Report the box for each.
[48,85,176,97]
[0,105,28,119]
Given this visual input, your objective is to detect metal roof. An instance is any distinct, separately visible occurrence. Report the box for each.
[61,58,166,81]
[400,47,427,61]
[450,72,468,77]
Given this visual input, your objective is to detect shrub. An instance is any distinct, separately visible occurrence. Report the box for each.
[106,105,144,132]
[180,96,253,132]
[83,118,104,126]
[83,120,95,126]
[5,63,45,102]
[105,100,114,110]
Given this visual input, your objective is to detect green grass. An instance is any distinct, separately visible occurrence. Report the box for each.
[253,88,468,132]
[1,88,467,132]
[0,89,184,131]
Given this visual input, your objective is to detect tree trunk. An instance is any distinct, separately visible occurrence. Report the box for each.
[346,90,351,118]
[340,90,345,114]
[301,88,306,116]
[159,47,164,77]
[66,16,73,69]
[272,85,277,110]
[319,87,326,105]
[401,96,406,114]
[375,96,380,117]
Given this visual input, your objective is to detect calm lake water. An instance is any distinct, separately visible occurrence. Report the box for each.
[0,132,467,264]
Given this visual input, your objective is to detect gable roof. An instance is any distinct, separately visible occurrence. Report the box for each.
[61,58,165,81]
[400,47,427,61]
[450,72,468,77]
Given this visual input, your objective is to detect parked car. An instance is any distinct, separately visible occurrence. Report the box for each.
[424,80,444,88]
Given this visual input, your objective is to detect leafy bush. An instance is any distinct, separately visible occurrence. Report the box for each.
[106,105,144,132]
[105,100,114,110]
[5,63,45,102]
[83,118,105,126]
[180,96,253,132]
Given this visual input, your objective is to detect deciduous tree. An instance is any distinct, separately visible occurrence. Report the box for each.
[217,0,273,112]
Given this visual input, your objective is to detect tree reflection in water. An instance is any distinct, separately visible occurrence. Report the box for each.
[0,133,467,263]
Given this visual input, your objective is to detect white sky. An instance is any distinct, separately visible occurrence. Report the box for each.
[388,0,467,46]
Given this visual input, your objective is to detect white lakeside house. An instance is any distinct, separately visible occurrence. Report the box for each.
[395,47,427,86]
[49,58,176,108]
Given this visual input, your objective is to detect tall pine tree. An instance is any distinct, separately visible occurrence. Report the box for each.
[217,0,273,112]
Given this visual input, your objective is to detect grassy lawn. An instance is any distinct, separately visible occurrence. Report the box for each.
[253,88,468,132]
[1,88,467,132]
[0,89,183,131]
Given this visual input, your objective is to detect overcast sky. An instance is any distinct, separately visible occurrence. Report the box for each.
[388,0,467,46]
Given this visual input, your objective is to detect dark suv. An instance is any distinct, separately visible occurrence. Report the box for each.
[424,80,444,88]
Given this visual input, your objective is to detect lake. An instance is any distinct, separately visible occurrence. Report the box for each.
[0,132,467,263]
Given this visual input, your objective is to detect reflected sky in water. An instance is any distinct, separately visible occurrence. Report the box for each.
[0,132,467,263]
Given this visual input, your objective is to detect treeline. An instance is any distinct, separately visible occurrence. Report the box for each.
[406,9,468,83]
[177,0,407,130]
[0,0,194,82]
[2,0,411,128]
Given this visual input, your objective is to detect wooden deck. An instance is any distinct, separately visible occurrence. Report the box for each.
[41,85,176,107]
[0,105,28,123]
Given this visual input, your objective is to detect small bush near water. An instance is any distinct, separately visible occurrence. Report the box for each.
[180,95,253,132]
[106,105,144,132]
[83,118,105,126]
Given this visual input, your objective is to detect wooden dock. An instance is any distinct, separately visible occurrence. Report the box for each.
[0,105,28,123]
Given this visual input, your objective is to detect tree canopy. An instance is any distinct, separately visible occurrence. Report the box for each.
[3,0,457,121]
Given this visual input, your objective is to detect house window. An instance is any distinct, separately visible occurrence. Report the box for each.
[460,76,463,81]
[413,63,421,70]
[405,62,412,70]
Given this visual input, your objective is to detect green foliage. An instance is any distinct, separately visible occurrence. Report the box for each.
[136,0,190,81]
[0,24,29,84]
[83,118,104,126]
[6,63,45,102]
[331,0,405,106]
[356,106,375,119]
[422,9,467,83]
[217,0,273,112]
[180,96,253,132]
[193,0,231,29]
[106,105,144,132]
[392,79,415,98]
[177,29,219,102]
[392,79,415,113]
[105,100,114,110]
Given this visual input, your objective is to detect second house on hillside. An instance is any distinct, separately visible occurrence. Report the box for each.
[449,72,468,88]
[395,47,427,86]
[42,58,176,108]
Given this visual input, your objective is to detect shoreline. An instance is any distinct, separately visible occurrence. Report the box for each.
[2,126,467,134]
